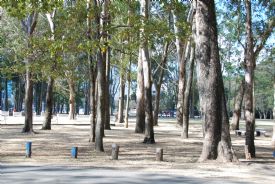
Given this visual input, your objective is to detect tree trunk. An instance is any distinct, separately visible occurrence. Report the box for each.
[135,48,145,133]
[140,0,154,144]
[42,77,54,130]
[117,73,125,123]
[182,44,195,139]
[68,79,76,120]
[104,46,111,130]
[153,42,169,126]
[35,82,42,115]
[125,60,131,128]
[22,65,33,133]
[194,0,235,162]
[231,79,245,130]
[173,10,185,127]
[244,0,256,158]
[89,57,97,142]
[95,0,109,152]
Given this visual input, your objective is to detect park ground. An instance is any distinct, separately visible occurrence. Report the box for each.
[0,116,275,183]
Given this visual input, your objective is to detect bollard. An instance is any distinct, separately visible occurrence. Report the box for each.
[25,142,32,158]
[273,151,275,158]
[111,144,119,160]
[71,147,78,158]
[156,148,163,161]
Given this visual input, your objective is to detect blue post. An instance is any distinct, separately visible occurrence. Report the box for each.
[71,147,78,158]
[273,151,275,158]
[25,142,32,158]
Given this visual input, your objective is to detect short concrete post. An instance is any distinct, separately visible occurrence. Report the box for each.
[25,142,32,158]
[156,148,163,161]
[71,147,78,158]
[111,144,119,160]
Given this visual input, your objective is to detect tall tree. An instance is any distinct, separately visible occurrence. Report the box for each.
[42,9,56,130]
[21,12,38,133]
[140,0,155,144]
[194,0,236,162]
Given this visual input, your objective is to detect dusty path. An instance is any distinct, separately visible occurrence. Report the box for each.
[0,117,275,183]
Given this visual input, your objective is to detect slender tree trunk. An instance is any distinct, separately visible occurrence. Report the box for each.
[231,79,245,130]
[95,0,109,152]
[89,59,97,142]
[125,60,131,128]
[182,45,195,139]
[244,0,255,159]
[117,73,125,123]
[22,65,33,133]
[135,48,145,133]
[140,0,154,144]
[173,11,185,127]
[194,0,236,162]
[104,46,111,129]
[68,79,76,120]
[42,77,54,130]
[35,82,42,115]
[153,42,169,126]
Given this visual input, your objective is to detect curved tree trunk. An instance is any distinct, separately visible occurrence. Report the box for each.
[68,79,76,120]
[231,79,245,130]
[42,77,54,130]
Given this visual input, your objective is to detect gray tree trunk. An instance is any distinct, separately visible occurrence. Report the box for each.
[135,48,145,133]
[21,12,38,133]
[42,77,54,130]
[182,44,195,139]
[231,79,245,130]
[117,74,125,123]
[194,0,236,162]
[153,42,169,126]
[68,79,76,120]
[244,0,256,159]
[140,0,154,144]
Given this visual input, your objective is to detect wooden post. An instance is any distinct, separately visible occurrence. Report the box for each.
[156,148,163,161]
[25,142,32,158]
[111,144,119,160]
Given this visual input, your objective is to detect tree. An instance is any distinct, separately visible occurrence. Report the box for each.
[193,0,236,162]
[139,0,155,144]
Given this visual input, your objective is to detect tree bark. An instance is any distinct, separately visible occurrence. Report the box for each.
[140,0,154,144]
[42,77,54,130]
[135,48,145,133]
[89,57,97,142]
[125,60,131,128]
[22,65,34,133]
[231,79,245,130]
[95,0,109,152]
[117,73,125,123]
[244,0,256,158]
[153,42,169,126]
[104,46,111,130]
[68,79,76,120]
[194,0,236,162]
[182,44,195,139]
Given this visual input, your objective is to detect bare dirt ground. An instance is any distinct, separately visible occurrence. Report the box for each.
[0,116,275,183]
